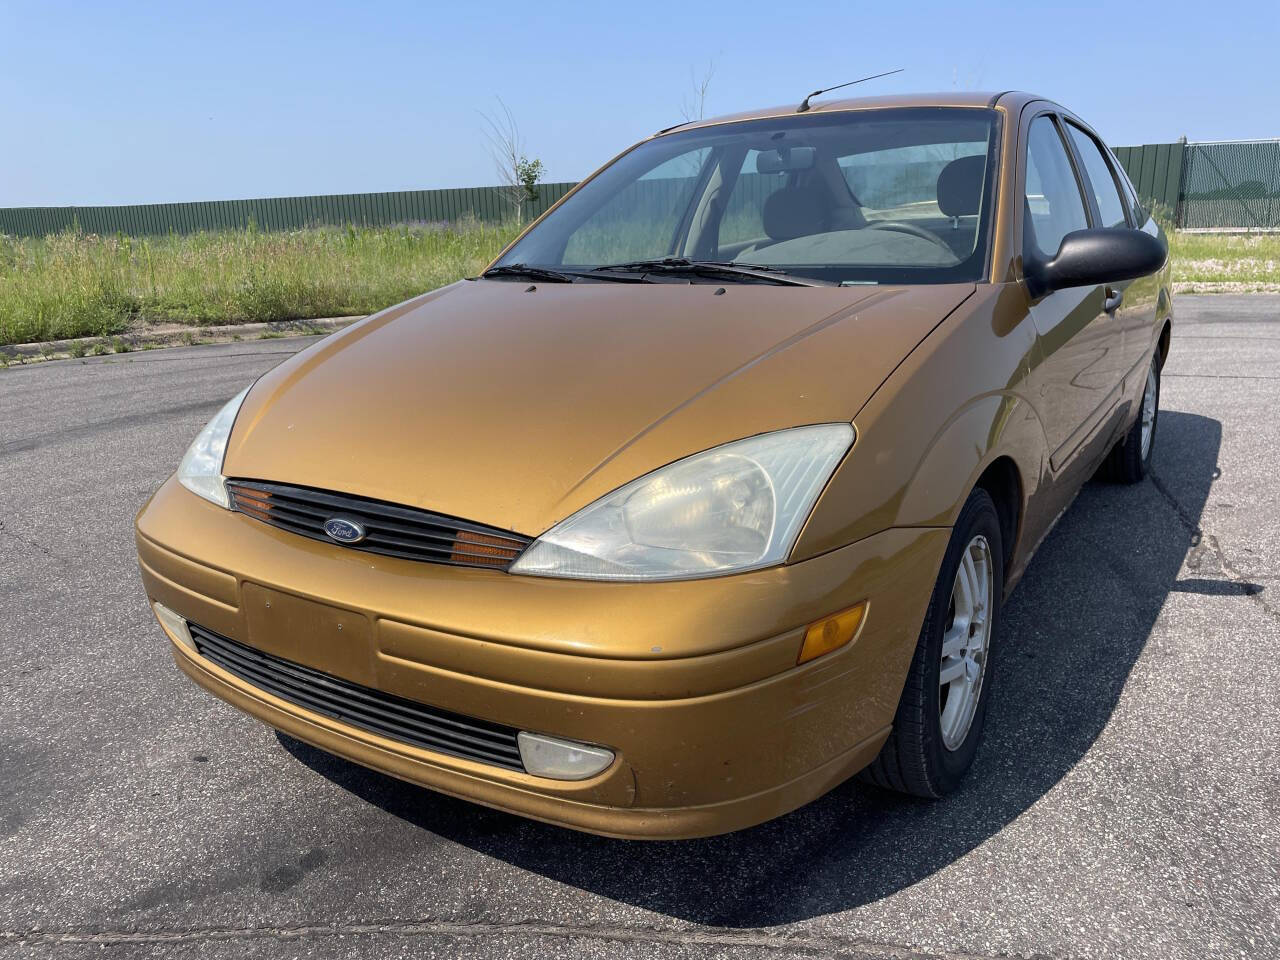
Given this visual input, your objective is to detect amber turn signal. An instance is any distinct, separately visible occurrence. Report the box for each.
[798,602,868,664]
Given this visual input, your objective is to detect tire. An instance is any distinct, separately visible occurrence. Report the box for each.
[860,488,1004,798]
[1099,353,1160,484]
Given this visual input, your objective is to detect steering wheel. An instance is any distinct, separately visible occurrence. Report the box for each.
[865,220,956,256]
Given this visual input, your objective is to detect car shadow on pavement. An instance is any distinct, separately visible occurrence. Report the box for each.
[280,410,1224,926]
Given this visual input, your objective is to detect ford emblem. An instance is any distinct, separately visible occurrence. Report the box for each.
[323,517,366,544]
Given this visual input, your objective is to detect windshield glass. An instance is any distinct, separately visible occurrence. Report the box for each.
[495,107,1000,285]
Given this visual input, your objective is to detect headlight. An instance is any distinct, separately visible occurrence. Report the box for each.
[510,423,854,581]
[177,387,250,508]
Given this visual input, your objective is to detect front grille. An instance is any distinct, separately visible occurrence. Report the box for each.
[189,623,525,771]
[226,480,531,570]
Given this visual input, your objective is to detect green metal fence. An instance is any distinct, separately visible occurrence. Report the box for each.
[1113,142,1186,216]
[2,138,1277,237]
[0,182,579,238]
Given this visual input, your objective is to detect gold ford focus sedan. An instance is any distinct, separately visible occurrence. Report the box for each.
[135,91,1171,838]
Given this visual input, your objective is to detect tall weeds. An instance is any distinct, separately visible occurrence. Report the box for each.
[0,221,518,345]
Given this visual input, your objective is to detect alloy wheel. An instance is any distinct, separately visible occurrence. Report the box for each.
[939,534,994,751]
[1140,361,1158,460]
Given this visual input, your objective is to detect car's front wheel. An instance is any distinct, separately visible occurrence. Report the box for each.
[861,487,1003,798]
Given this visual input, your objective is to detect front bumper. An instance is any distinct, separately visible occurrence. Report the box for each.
[136,475,947,838]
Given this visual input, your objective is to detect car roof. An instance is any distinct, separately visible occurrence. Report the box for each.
[663,91,1050,135]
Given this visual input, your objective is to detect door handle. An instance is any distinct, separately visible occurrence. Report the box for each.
[1104,286,1124,312]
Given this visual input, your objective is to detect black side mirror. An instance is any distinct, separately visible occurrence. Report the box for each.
[1025,228,1167,299]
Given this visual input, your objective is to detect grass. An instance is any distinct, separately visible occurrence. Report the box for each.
[0,221,519,346]
[1,218,1275,347]
[1167,231,1280,292]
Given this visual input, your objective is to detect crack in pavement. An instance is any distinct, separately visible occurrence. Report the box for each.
[0,397,222,456]
[0,513,66,565]
[0,921,1061,960]
[1193,531,1279,621]
[1149,471,1279,623]
[1171,335,1280,341]
[1161,373,1280,380]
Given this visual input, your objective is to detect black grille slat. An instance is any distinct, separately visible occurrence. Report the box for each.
[198,638,521,760]
[198,641,522,768]
[236,496,331,523]
[195,640,519,757]
[361,523,476,549]
[360,532,517,562]
[189,624,525,770]
[226,480,532,570]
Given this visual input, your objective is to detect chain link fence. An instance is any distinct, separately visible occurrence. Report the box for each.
[1178,140,1280,231]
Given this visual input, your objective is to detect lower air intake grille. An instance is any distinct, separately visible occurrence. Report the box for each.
[225,479,531,570]
[189,624,525,771]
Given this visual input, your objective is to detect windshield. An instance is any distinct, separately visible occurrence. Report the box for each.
[495,107,1000,285]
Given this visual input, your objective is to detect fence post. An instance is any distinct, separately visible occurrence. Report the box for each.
[1173,136,1188,228]
[1268,141,1279,232]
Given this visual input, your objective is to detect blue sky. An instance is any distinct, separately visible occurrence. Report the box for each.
[2,0,1276,207]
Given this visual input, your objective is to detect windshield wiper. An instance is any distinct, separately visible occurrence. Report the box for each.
[591,257,831,286]
[480,263,643,284]
[480,263,583,284]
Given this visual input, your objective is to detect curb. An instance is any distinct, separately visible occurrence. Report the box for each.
[1,316,364,362]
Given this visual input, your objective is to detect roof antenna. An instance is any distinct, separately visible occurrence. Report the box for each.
[797,69,904,113]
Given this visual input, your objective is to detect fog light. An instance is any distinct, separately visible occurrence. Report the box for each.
[517,732,614,780]
[798,601,868,664]
[152,601,195,651]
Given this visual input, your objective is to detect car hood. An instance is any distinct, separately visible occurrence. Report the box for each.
[224,279,974,536]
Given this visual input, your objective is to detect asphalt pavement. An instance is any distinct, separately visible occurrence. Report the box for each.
[1,296,1277,959]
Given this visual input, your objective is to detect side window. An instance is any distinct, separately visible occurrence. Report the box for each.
[1115,163,1147,226]
[1024,116,1089,258]
[1065,124,1129,228]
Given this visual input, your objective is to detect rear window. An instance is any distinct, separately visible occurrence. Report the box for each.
[1066,123,1130,229]
[839,141,989,216]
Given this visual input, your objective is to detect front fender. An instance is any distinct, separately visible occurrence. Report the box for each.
[793,284,1045,563]
[893,392,1044,530]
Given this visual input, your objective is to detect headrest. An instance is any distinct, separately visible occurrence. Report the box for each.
[937,155,986,218]
[762,185,828,241]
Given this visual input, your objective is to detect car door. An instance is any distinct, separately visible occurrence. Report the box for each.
[1064,121,1162,382]
[1022,113,1126,472]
